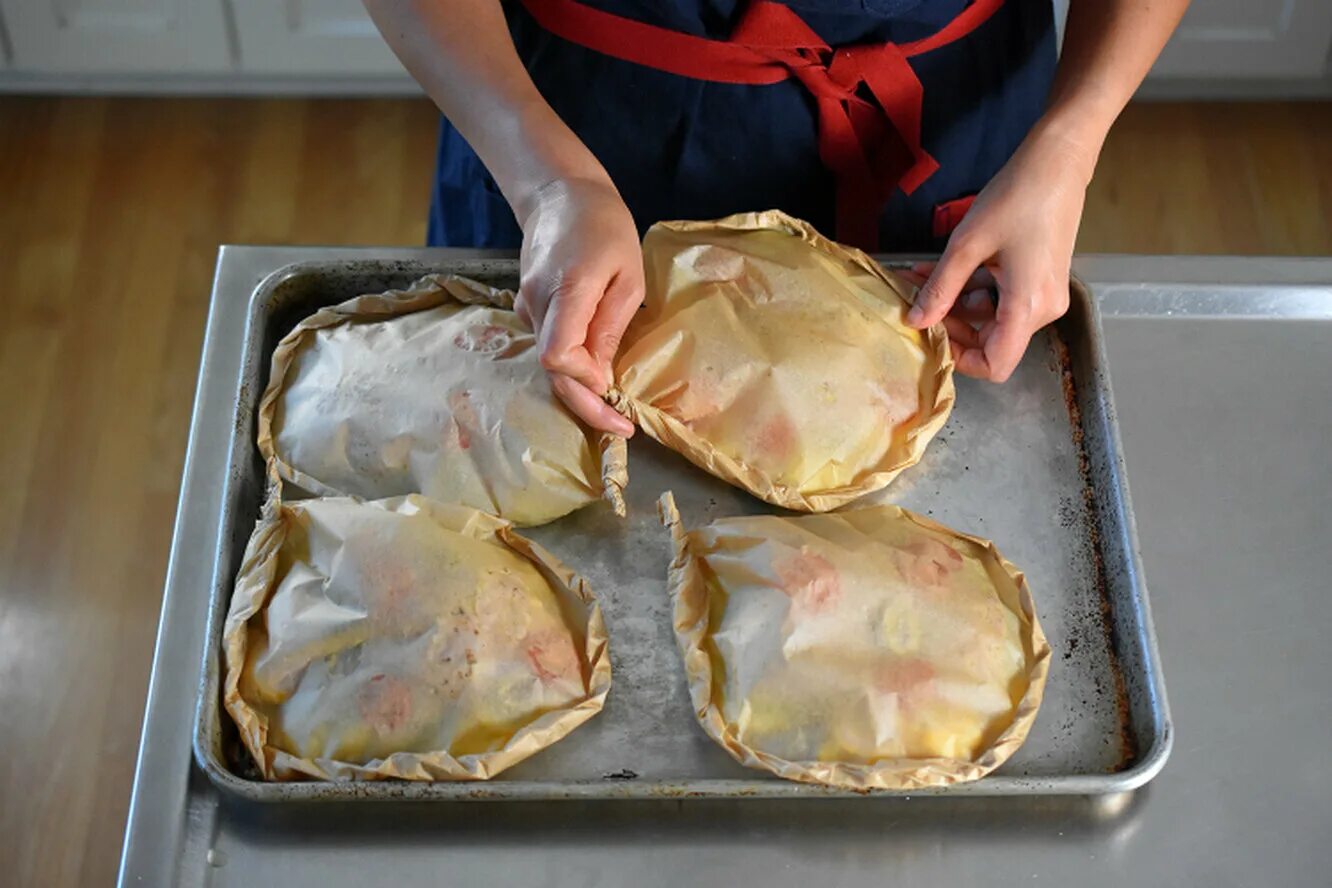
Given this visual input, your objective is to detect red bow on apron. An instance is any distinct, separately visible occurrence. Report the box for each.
[519,0,1004,249]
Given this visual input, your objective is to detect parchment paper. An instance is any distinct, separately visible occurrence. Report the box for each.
[659,491,1049,790]
[259,273,627,526]
[223,490,612,781]
[611,211,954,512]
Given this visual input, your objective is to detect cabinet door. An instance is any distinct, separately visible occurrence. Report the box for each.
[231,0,409,76]
[0,0,230,73]
[1,5,12,67]
[1150,0,1332,79]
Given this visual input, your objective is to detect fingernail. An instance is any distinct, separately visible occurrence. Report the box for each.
[906,306,924,325]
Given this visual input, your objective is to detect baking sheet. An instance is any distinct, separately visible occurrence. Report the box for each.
[193,258,1170,800]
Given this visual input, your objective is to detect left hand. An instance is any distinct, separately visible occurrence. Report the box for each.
[905,124,1097,382]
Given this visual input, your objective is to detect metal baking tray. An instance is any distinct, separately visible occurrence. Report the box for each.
[194,258,1172,801]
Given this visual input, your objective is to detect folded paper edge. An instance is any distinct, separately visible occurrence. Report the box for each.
[657,492,719,729]
[222,476,287,779]
[660,501,1051,791]
[222,492,613,782]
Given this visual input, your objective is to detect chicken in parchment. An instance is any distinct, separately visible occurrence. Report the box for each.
[612,211,954,513]
[223,494,611,781]
[660,492,1049,790]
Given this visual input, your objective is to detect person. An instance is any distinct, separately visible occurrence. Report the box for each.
[364,0,1189,437]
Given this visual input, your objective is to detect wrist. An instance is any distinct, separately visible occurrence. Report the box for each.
[498,103,615,228]
[1024,109,1107,187]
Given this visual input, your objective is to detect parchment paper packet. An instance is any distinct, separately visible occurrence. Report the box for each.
[259,273,627,526]
[659,492,1049,790]
[610,211,954,512]
[223,491,612,781]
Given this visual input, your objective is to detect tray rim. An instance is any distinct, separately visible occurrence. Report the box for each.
[191,257,1173,803]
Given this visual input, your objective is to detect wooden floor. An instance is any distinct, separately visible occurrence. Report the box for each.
[0,97,1328,887]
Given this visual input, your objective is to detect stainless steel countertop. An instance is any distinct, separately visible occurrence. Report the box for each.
[118,250,1332,887]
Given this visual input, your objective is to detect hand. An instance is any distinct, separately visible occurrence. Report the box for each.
[515,177,641,437]
[905,124,1096,382]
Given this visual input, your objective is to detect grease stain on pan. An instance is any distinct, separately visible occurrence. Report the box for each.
[1052,332,1138,772]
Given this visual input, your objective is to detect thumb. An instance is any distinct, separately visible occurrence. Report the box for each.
[907,231,990,329]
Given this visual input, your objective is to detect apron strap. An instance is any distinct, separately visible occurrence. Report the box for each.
[519,0,1004,248]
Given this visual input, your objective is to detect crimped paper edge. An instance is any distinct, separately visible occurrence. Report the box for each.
[613,210,955,513]
[256,272,627,522]
[222,490,614,782]
[658,490,1051,791]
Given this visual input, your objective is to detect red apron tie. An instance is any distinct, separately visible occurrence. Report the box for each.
[519,0,1004,249]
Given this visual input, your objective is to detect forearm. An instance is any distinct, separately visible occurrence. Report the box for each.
[363,0,610,224]
[1032,0,1191,180]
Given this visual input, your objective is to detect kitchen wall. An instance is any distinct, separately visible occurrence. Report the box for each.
[0,0,1329,96]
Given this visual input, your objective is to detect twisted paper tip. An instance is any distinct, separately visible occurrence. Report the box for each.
[603,386,636,420]
[656,490,688,549]
[598,433,628,518]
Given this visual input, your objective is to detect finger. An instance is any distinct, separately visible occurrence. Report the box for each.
[910,262,997,294]
[953,346,993,379]
[551,373,635,437]
[586,264,644,377]
[520,260,600,337]
[942,317,991,377]
[949,287,999,324]
[908,232,993,329]
[898,269,928,289]
[942,315,982,350]
[979,291,1040,383]
[536,273,610,393]
[904,267,996,324]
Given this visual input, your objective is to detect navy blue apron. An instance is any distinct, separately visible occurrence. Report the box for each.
[427,0,1056,252]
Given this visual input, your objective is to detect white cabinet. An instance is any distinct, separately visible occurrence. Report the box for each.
[231,0,407,75]
[1,9,12,67]
[0,0,230,73]
[1054,0,1332,83]
[1151,0,1332,80]
[0,0,1327,93]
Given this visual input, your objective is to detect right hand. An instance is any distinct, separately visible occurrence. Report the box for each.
[515,177,642,438]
